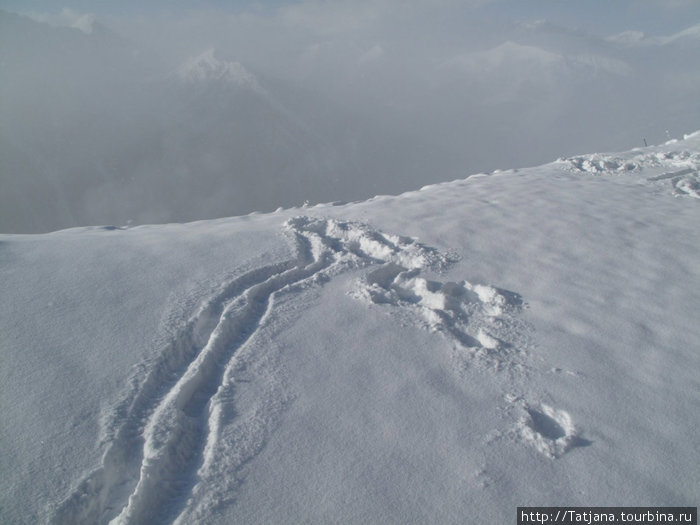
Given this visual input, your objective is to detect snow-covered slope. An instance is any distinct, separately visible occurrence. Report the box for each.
[1,133,699,524]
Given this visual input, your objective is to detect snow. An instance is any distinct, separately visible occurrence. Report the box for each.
[1,133,700,524]
[176,49,261,90]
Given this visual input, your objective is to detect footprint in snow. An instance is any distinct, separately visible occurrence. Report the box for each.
[353,259,528,370]
[520,404,591,459]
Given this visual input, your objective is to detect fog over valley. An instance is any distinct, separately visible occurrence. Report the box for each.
[1,3,699,232]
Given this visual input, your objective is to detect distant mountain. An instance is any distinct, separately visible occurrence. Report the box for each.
[1,10,698,233]
[0,12,353,232]
[176,49,262,90]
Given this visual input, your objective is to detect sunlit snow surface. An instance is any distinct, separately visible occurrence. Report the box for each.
[1,133,699,524]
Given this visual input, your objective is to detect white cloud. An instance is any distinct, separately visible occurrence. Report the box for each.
[358,43,385,64]
[277,0,382,35]
[26,8,95,34]
[639,0,697,7]
[276,0,496,35]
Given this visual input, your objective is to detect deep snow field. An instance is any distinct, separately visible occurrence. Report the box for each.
[1,133,699,524]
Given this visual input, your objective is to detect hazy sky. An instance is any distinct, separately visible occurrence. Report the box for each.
[2,0,699,233]
[2,0,699,36]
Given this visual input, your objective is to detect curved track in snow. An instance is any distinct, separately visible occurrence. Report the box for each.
[52,216,526,524]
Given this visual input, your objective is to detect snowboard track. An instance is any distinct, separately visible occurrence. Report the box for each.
[51,216,525,524]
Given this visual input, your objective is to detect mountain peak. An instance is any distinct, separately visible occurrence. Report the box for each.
[176,49,260,90]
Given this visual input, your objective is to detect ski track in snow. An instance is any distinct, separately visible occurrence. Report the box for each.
[561,148,700,198]
[50,216,558,524]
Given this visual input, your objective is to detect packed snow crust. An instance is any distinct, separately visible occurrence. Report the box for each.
[1,133,699,524]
